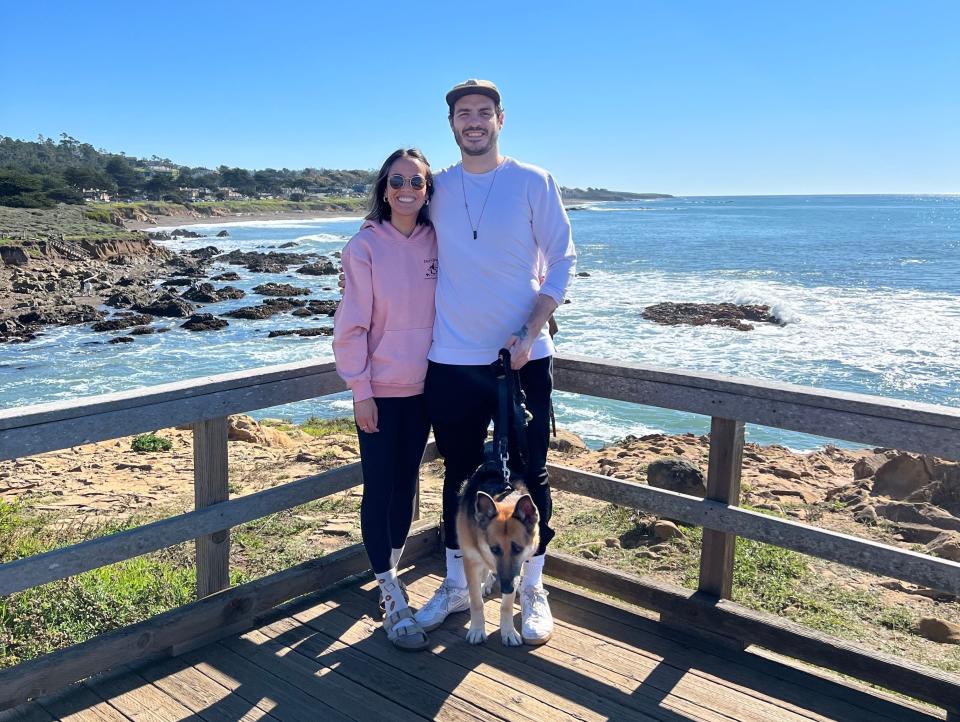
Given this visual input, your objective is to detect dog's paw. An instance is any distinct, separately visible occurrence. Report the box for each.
[501,627,523,647]
[466,626,487,645]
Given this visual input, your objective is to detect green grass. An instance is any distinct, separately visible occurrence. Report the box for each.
[0,501,197,668]
[300,416,356,437]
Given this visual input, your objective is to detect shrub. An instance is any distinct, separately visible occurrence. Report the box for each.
[130,433,173,453]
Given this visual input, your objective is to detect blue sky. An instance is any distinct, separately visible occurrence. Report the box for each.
[2,1,957,195]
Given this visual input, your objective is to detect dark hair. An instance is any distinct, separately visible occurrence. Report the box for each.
[365,148,434,226]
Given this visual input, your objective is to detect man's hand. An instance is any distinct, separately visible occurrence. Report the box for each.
[353,398,379,433]
[504,323,534,370]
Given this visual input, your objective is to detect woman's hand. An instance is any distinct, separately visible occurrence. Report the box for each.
[354,398,379,433]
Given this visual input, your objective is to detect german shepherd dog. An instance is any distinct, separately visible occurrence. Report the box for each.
[456,464,539,645]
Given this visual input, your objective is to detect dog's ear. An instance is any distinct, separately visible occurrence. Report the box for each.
[512,494,539,531]
[475,492,498,526]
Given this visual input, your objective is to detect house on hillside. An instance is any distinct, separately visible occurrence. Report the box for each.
[82,188,112,202]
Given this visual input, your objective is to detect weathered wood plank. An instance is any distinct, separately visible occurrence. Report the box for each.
[553,355,960,459]
[0,365,344,461]
[188,644,353,722]
[222,629,426,722]
[250,614,500,722]
[0,442,439,597]
[0,523,440,712]
[37,683,129,722]
[699,417,745,598]
[545,549,960,716]
[194,417,230,599]
[541,576,941,722]
[141,656,281,722]
[548,463,960,595]
[287,599,570,722]
[84,669,193,722]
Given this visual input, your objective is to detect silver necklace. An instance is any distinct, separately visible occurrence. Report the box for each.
[460,162,501,240]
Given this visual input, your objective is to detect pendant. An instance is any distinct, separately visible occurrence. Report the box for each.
[473,231,478,239]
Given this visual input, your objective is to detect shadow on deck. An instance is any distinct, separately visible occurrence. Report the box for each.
[4,556,942,722]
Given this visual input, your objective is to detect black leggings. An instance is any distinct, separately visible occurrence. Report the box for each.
[357,395,431,574]
[425,356,555,556]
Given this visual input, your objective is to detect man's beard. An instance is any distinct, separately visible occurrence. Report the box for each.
[456,128,498,156]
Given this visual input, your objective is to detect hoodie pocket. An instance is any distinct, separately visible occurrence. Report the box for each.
[370,327,433,387]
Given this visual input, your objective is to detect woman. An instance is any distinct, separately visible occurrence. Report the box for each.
[333,148,436,651]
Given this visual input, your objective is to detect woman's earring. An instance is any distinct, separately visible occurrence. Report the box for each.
[383,196,388,202]
[425,199,430,205]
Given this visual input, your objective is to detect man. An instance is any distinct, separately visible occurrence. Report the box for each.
[415,79,576,645]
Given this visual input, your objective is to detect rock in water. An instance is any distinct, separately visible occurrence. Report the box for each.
[647,458,707,497]
[133,292,194,318]
[216,230,230,237]
[253,283,312,297]
[181,314,228,332]
[642,302,781,331]
[296,258,338,275]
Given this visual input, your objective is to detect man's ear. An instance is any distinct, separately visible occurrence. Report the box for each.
[497,111,505,129]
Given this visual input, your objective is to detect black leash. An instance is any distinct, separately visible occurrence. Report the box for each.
[492,348,530,485]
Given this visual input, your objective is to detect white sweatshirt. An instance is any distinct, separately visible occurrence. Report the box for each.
[428,157,577,365]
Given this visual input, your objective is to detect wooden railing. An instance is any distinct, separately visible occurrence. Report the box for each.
[1,356,958,717]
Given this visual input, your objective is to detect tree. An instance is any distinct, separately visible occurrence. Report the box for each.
[105,157,140,197]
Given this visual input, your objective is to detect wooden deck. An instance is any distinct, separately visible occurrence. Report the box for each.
[3,558,944,722]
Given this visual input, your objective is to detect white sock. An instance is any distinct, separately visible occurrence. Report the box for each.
[390,546,405,570]
[376,569,412,627]
[445,547,467,588]
[521,553,545,590]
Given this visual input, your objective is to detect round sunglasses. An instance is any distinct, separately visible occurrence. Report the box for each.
[388,173,426,190]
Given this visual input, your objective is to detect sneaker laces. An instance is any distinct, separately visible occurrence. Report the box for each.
[421,582,453,615]
[522,586,550,615]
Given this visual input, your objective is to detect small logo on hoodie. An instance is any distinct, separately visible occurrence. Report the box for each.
[425,257,438,280]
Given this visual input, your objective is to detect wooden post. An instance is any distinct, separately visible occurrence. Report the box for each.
[193,416,230,598]
[698,417,745,598]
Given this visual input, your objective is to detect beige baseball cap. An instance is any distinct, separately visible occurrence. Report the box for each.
[445,79,501,112]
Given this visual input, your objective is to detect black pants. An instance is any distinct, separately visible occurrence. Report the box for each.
[425,356,555,556]
[357,395,431,574]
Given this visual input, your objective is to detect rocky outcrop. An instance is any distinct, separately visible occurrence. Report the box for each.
[222,298,303,320]
[181,283,246,303]
[925,531,960,562]
[78,239,174,262]
[0,246,30,267]
[647,458,707,496]
[253,283,311,297]
[171,228,202,239]
[132,292,195,318]
[216,230,230,238]
[267,327,334,338]
[91,313,154,332]
[296,258,338,275]
[211,271,241,281]
[219,249,314,273]
[917,617,960,644]
[642,302,782,331]
[181,314,229,332]
[227,415,296,448]
[871,454,933,499]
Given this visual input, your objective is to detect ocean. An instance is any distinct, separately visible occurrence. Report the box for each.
[3,195,959,451]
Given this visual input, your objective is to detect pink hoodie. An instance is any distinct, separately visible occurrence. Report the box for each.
[333,220,438,402]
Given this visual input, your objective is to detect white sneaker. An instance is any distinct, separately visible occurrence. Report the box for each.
[414,582,470,631]
[520,586,553,645]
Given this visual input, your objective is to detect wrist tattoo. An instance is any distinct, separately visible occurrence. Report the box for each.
[514,324,529,341]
